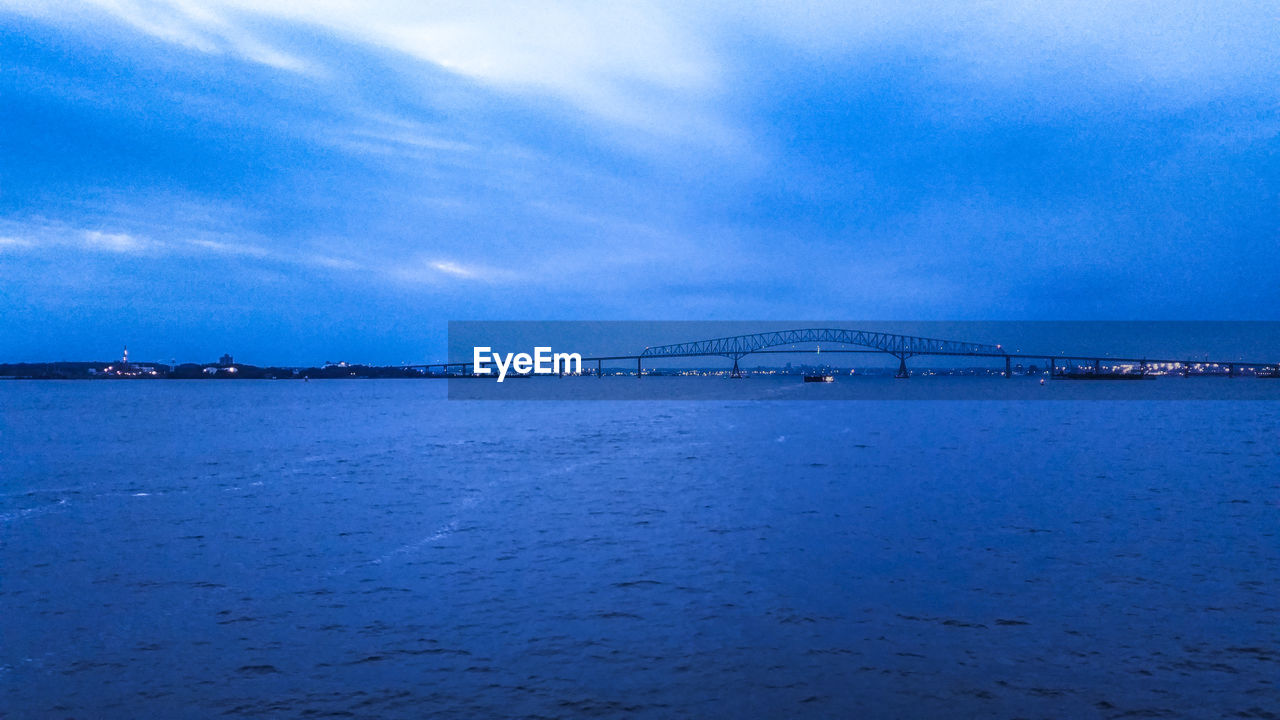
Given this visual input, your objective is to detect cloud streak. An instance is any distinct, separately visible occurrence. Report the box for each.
[82,230,148,253]
[0,216,534,292]
[8,0,1277,134]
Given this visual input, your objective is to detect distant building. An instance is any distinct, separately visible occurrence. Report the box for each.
[102,345,158,377]
[219,354,234,367]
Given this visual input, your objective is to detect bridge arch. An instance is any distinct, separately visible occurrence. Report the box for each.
[638,328,1004,378]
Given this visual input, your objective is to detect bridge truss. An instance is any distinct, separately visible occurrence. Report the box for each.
[639,328,1004,377]
[413,326,1276,379]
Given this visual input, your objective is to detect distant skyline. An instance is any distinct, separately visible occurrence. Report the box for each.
[2,2,1278,364]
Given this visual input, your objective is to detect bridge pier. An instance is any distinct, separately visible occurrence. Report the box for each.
[730,356,742,378]
[637,357,642,378]
[597,359,602,378]
[895,355,909,379]
[1049,358,1055,376]
[1005,355,1012,378]
[1093,359,1100,374]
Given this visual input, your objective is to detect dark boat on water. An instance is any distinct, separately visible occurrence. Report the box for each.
[804,375,834,383]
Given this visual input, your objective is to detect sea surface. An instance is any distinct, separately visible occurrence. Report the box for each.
[2,379,1278,719]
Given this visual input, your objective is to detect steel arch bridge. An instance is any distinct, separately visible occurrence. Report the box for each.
[639,328,1004,377]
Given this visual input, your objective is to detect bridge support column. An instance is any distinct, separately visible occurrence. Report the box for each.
[1049,358,1056,376]
[597,359,602,378]
[1005,356,1012,378]
[730,357,742,379]
[1093,359,1100,374]
[637,357,642,377]
[895,355,909,379]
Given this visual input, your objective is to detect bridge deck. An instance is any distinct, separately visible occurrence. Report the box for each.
[410,348,1277,371]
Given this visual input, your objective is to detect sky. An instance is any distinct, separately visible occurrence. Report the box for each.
[1,1,1278,364]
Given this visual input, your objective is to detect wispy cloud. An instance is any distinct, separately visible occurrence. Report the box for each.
[0,235,33,250]
[82,229,148,253]
[389,256,519,285]
[737,1,1280,90]
[429,260,476,279]
[186,237,274,258]
[4,0,723,138]
[319,114,477,163]
[6,0,313,72]
[8,0,1277,140]
[0,216,378,273]
[228,0,722,137]
[304,254,363,272]
[2,215,527,291]
[1,223,158,254]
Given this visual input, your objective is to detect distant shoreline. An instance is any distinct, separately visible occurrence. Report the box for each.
[4,361,1276,381]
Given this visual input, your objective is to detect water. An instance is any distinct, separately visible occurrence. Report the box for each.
[2,380,1278,718]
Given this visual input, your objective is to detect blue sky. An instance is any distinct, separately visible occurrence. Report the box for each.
[2,1,1278,364]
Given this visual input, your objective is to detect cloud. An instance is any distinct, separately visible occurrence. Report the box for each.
[304,254,363,271]
[14,0,313,72]
[7,0,1276,165]
[225,1,725,139]
[173,235,370,274]
[428,260,475,279]
[4,1,1278,330]
[388,256,518,285]
[0,216,382,278]
[735,1,1280,96]
[4,0,723,138]
[0,235,33,250]
[186,237,273,258]
[82,229,148,252]
[10,1,1278,114]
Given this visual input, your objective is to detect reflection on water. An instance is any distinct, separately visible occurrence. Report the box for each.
[2,381,1278,718]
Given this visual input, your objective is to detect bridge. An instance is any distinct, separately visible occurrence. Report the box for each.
[638,328,1002,378]
[411,327,1279,378]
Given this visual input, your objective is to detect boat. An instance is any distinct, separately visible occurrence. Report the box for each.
[804,375,834,383]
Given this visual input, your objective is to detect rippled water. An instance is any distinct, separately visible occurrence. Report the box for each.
[2,380,1278,718]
